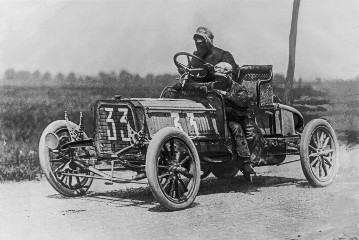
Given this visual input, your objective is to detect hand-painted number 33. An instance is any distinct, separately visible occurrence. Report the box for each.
[104,107,130,141]
[171,113,200,136]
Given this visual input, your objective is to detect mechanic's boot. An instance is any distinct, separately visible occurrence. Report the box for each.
[243,162,255,174]
[243,171,253,183]
[242,163,254,183]
[242,157,255,183]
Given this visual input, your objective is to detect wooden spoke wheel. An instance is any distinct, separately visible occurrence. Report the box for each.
[39,120,93,197]
[300,119,339,187]
[146,127,200,210]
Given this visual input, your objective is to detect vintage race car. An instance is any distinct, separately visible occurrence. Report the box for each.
[39,52,339,210]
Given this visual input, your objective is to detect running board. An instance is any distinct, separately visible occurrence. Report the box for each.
[201,156,229,164]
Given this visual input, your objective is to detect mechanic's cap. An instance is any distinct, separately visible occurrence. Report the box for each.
[193,27,214,44]
[214,62,233,77]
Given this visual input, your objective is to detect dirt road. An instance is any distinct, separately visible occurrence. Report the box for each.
[1,147,358,240]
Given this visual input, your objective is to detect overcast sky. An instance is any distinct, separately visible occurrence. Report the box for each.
[0,0,358,80]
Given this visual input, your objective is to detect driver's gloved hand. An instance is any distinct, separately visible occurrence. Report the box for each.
[172,82,182,91]
[204,63,215,76]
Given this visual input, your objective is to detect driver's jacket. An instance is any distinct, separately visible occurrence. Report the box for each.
[191,46,237,82]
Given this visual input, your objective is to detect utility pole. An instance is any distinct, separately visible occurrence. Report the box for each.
[284,0,301,105]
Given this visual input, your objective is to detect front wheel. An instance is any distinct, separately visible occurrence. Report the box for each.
[300,119,339,187]
[39,120,93,197]
[146,127,201,211]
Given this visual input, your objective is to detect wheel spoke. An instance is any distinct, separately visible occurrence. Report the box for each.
[76,176,81,186]
[322,158,328,176]
[309,144,317,151]
[179,155,190,166]
[170,139,175,161]
[169,180,175,197]
[318,161,322,177]
[316,131,322,148]
[54,162,67,174]
[159,154,169,164]
[177,167,193,178]
[174,180,180,199]
[323,157,333,168]
[50,159,66,163]
[178,177,188,192]
[162,178,171,190]
[157,165,169,169]
[68,176,73,188]
[60,174,66,183]
[322,136,331,149]
[158,172,170,179]
[162,145,171,161]
[320,131,325,146]
[309,152,318,158]
[321,149,334,156]
[311,156,320,168]
[63,175,69,186]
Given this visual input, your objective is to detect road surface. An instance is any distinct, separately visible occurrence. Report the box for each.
[0,147,358,240]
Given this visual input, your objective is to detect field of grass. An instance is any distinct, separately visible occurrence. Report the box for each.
[0,78,358,181]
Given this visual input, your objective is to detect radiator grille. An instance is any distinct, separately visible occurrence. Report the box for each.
[96,104,135,154]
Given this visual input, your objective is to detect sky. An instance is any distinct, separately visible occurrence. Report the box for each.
[0,0,358,80]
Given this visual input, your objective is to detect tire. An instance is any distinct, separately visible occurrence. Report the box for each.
[39,120,93,197]
[300,119,339,187]
[146,127,201,211]
[211,160,239,179]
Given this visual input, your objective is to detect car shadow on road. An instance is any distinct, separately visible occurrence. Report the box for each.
[84,187,158,209]
[198,174,306,196]
[61,174,306,211]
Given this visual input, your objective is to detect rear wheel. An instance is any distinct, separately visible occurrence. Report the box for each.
[39,120,93,197]
[200,161,211,179]
[300,119,338,187]
[211,160,239,179]
[146,127,201,210]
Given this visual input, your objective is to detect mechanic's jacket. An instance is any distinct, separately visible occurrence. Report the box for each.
[222,80,250,119]
[192,46,237,82]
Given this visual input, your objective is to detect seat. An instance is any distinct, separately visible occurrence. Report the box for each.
[235,65,274,108]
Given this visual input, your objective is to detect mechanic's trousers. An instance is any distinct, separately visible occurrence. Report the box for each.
[228,118,266,167]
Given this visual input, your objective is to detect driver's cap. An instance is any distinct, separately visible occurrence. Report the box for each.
[193,27,214,44]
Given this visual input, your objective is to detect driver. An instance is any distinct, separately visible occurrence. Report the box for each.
[173,26,237,91]
[191,26,236,82]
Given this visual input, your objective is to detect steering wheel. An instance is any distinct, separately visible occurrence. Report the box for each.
[173,52,212,79]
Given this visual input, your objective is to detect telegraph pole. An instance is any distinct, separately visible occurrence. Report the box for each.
[284,0,301,105]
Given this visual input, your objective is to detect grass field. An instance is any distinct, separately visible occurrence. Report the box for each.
[0,79,358,181]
